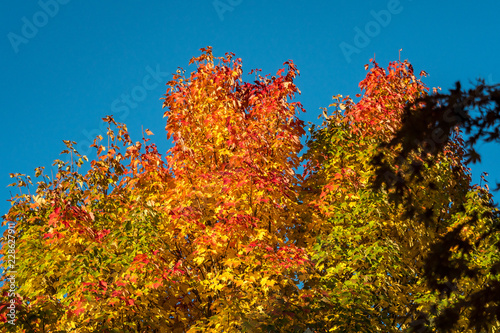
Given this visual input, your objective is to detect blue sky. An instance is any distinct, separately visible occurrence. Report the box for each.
[1,0,499,219]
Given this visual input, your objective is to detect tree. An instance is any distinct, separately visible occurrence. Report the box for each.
[298,62,486,332]
[1,47,312,332]
[301,59,500,332]
[1,48,499,332]
[370,72,500,332]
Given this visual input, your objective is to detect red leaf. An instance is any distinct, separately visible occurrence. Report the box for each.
[99,280,108,291]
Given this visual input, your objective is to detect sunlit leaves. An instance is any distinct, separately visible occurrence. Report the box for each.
[301,60,500,332]
[1,50,499,332]
[0,47,310,332]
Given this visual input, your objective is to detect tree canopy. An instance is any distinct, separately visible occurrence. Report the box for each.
[1,47,499,332]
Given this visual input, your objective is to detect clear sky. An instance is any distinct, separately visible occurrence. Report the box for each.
[1,0,499,219]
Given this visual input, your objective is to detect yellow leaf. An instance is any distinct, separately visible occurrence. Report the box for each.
[193,256,204,265]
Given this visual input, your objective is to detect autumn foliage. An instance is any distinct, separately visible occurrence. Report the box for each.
[1,48,499,332]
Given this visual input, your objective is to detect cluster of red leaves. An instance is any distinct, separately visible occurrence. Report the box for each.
[345,59,429,138]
